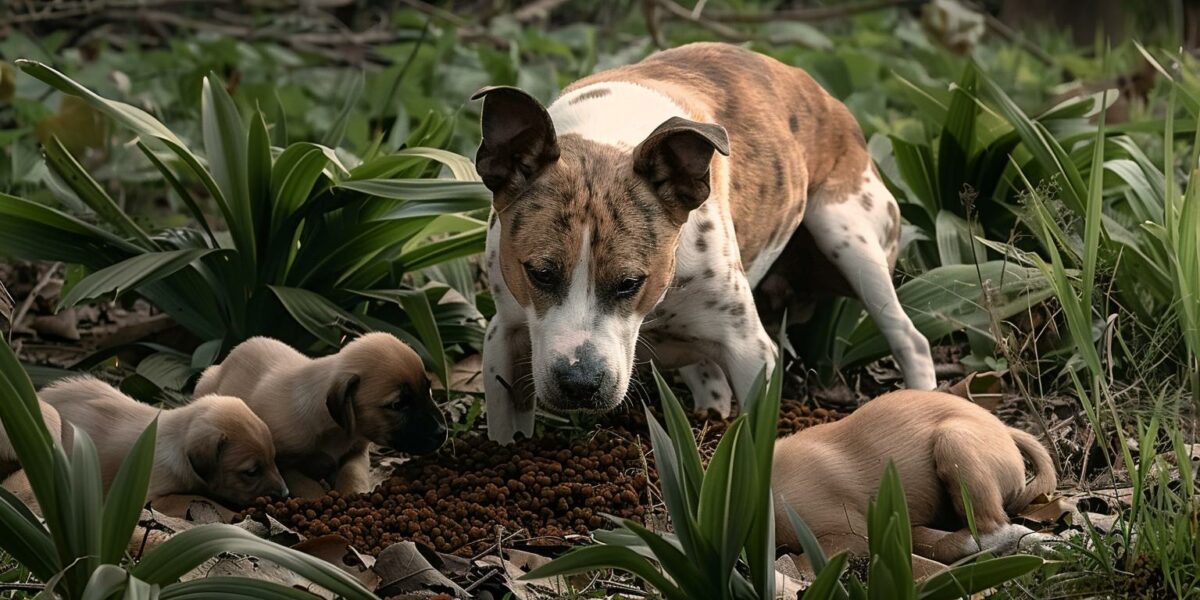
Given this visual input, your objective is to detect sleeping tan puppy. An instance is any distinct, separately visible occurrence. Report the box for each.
[0,399,67,481]
[5,377,289,508]
[773,390,1056,563]
[195,332,448,497]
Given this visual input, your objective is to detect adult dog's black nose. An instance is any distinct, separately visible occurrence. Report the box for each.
[552,342,606,407]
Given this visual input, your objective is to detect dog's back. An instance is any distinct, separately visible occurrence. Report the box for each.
[0,399,64,480]
[195,337,311,405]
[40,377,155,458]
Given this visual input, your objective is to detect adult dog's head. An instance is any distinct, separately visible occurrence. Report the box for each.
[474,86,728,413]
[326,332,447,455]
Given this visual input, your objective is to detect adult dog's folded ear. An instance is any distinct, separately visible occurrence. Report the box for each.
[472,86,559,206]
[633,116,730,220]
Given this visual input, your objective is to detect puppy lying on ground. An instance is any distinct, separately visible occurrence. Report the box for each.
[3,377,288,508]
[773,390,1056,563]
[0,399,68,481]
[195,332,448,497]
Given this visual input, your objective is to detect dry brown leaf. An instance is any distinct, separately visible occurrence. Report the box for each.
[374,541,468,598]
[945,371,1003,410]
[294,534,381,591]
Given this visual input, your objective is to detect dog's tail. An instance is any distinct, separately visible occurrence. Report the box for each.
[1005,428,1057,514]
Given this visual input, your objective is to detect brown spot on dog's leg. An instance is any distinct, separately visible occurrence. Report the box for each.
[696,236,708,252]
[859,193,874,211]
[788,114,799,134]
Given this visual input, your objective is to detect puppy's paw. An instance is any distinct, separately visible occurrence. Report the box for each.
[1016,530,1060,557]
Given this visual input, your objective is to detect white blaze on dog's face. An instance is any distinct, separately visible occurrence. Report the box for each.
[474,87,729,411]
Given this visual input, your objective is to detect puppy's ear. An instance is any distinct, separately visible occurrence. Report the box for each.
[188,431,227,484]
[472,86,559,205]
[633,117,730,221]
[326,374,360,433]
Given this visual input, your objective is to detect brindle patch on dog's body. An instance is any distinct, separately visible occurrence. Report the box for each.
[481,43,936,442]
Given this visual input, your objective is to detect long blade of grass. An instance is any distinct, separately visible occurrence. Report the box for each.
[42,136,155,248]
[59,249,220,310]
[521,544,688,600]
[100,419,157,564]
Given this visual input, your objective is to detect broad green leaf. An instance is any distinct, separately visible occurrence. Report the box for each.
[321,71,364,149]
[803,552,850,600]
[43,136,154,248]
[934,210,985,266]
[0,193,141,265]
[839,261,1054,366]
[651,365,703,511]
[159,577,331,599]
[131,525,375,599]
[918,555,1043,599]
[394,288,448,391]
[621,520,712,598]
[937,63,978,209]
[642,403,703,561]
[68,428,105,584]
[0,487,58,581]
[136,352,194,392]
[136,142,219,247]
[201,75,256,276]
[100,419,157,564]
[0,338,60,529]
[696,417,758,590]
[60,249,220,309]
[81,564,135,600]
[890,136,939,219]
[268,286,362,348]
[338,178,491,205]
[784,504,829,574]
[521,545,688,600]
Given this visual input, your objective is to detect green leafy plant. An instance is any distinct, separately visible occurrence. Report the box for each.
[523,359,784,599]
[0,338,379,599]
[0,61,491,389]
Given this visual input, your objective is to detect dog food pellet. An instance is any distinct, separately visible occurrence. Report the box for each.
[237,399,840,557]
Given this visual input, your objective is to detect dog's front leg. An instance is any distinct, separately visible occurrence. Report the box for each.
[679,360,733,417]
[714,274,778,406]
[483,317,535,443]
[333,446,371,495]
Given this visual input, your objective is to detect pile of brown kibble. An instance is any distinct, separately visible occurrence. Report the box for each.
[238,399,841,557]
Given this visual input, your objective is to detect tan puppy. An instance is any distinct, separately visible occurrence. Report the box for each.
[1,399,66,481]
[18,377,288,507]
[195,332,448,496]
[773,390,1056,563]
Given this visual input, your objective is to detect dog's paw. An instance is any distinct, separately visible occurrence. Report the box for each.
[1016,530,1060,557]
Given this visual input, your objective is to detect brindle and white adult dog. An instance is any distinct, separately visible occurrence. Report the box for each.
[478,43,936,442]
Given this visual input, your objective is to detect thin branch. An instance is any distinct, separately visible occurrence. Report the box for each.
[703,0,924,23]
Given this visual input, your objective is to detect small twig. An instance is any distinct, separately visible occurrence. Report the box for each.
[11,262,62,332]
[0,583,46,593]
[656,0,749,42]
[641,0,665,49]
[704,0,923,23]
[512,0,570,22]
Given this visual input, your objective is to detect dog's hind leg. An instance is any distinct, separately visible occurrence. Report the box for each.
[932,424,1011,533]
[679,359,733,417]
[803,168,935,389]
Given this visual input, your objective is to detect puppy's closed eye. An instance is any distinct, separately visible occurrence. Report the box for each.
[241,464,262,478]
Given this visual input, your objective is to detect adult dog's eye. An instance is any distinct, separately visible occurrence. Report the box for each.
[523,263,559,289]
[616,275,646,299]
